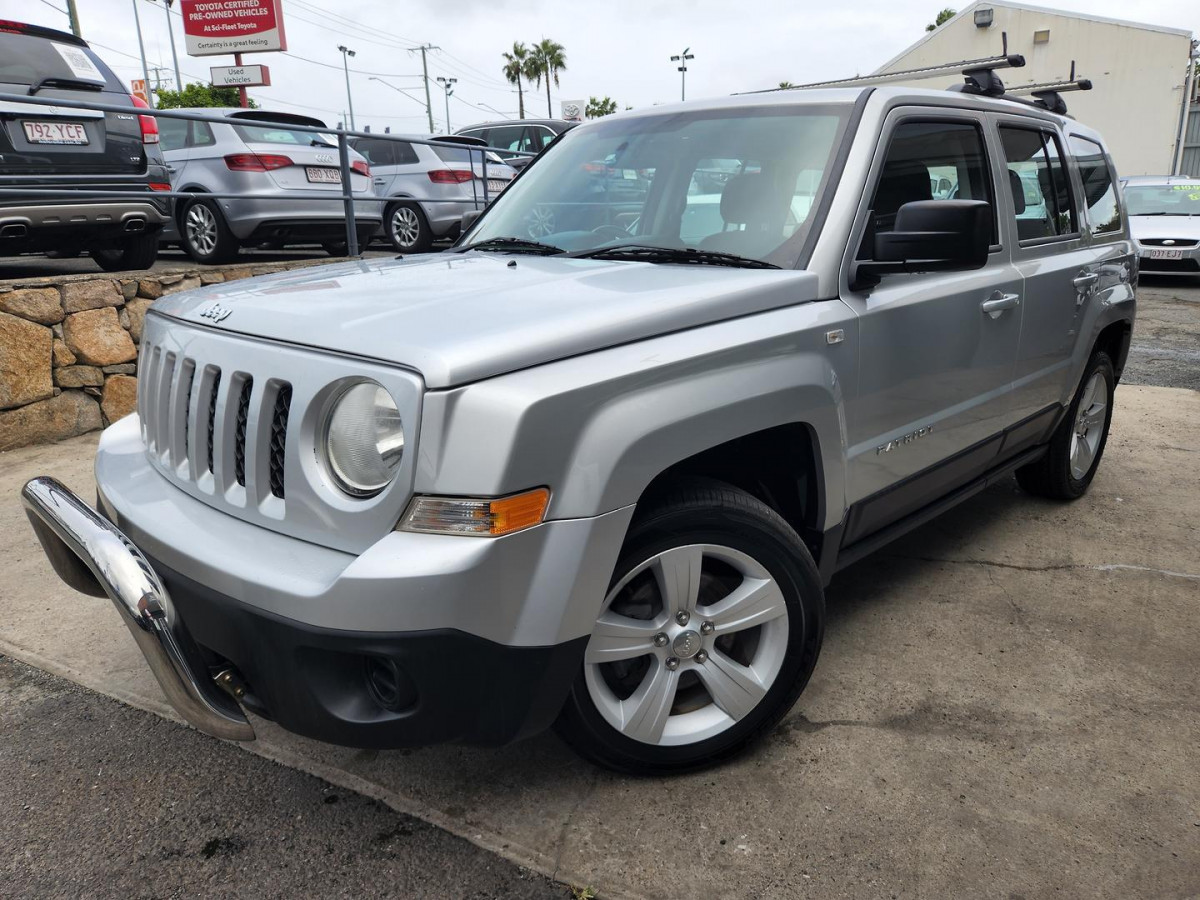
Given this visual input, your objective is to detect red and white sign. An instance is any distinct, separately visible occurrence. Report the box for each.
[210,64,271,87]
[180,0,287,57]
[130,78,149,104]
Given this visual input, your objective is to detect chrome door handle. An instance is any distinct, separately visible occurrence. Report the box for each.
[981,291,1020,318]
[1073,272,1099,290]
[165,165,176,173]
[373,177,386,185]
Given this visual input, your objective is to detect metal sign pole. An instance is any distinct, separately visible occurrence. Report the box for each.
[337,128,360,256]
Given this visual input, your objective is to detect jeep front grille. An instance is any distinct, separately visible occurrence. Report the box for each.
[138,342,291,506]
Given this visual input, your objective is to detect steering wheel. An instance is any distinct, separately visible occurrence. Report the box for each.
[590,224,630,240]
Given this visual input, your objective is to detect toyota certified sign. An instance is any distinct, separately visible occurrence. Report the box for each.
[180,0,288,57]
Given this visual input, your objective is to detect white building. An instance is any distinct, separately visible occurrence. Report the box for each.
[873,2,1197,176]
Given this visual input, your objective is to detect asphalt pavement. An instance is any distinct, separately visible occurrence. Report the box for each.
[0,655,568,900]
[1122,275,1200,390]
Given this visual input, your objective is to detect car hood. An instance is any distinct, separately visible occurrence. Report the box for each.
[151,253,822,388]
[1129,215,1200,241]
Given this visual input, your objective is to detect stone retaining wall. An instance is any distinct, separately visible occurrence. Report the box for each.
[0,260,329,452]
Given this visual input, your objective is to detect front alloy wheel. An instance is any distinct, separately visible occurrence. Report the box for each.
[556,480,825,774]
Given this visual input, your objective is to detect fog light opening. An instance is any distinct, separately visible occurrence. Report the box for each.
[364,655,416,713]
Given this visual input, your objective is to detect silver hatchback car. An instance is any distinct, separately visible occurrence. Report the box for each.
[159,109,380,263]
[349,134,516,252]
[1121,175,1200,276]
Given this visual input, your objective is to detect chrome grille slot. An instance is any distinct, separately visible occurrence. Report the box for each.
[169,359,195,471]
[206,369,221,475]
[143,345,161,452]
[154,352,176,461]
[234,377,253,488]
[269,384,292,499]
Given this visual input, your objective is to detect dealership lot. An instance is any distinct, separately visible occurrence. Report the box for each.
[1,278,1196,899]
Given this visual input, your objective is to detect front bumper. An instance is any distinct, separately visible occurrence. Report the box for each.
[1136,245,1200,274]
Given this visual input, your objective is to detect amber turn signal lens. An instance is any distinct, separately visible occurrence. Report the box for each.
[399,488,550,537]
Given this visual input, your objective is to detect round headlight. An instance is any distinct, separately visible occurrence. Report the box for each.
[323,381,405,496]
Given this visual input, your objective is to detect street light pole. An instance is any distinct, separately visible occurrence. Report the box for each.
[338,45,357,131]
[157,0,182,94]
[436,76,456,133]
[669,47,695,101]
[130,0,154,108]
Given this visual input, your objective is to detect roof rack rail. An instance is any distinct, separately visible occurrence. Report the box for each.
[1006,61,1092,116]
[745,34,1023,94]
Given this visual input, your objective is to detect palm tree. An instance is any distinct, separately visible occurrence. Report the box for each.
[779,81,796,89]
[501,42,529,119]
[528,38,567,118]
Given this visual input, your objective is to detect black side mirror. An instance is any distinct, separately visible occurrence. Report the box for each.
[851,199,991,290]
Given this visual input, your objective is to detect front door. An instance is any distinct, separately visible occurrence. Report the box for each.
[839,111,1023,543]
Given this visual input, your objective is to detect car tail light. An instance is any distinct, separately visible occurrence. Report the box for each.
[149,182,172,192]
[581,162,607,174]
[428,170,474,184]
[224,153,293,172]
[351,160,370,177]
[130,95,159,144]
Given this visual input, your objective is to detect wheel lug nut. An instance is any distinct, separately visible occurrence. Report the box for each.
[653,632,669,647]
[675,610,690,626]
[700,621,714,635]
[665,657,680,670]
[694,650,708,664]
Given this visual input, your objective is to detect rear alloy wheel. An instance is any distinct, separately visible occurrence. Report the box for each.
[1016,351,1115,500]
[90,231,159,272]
[181,198,238,264]
[385,202,431,253]
[556,480,825,775]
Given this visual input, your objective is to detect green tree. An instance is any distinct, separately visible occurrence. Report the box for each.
[528,38,567,118]
[501,42,530,119]
[585,96,617,118]
[779,81,796,89]
[155,82,256,109]
[925,7,956,31]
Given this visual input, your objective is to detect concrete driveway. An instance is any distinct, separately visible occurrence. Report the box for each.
[2,378,1197,899]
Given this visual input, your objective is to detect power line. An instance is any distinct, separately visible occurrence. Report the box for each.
[36,0,68,15]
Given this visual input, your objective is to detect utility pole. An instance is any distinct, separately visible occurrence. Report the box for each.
[338,45,357,130]
[409,44,439,132]
[130,0,154,108]
[65,0,82,37]
[436,76,456,133]
[154,0,183,97]
[670,47,695,101]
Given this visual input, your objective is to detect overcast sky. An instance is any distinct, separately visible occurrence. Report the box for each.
[19,0,1199,133]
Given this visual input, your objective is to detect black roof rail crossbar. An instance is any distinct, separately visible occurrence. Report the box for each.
[745,34,1022,94]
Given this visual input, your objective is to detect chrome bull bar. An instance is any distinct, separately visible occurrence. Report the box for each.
[21,476,255,742]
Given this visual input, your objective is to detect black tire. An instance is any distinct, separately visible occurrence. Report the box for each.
[180,198,239,264]
[384,201,432,253]
[89,231,159,272]
[1016,351,1116,500]
[555,479,825,775]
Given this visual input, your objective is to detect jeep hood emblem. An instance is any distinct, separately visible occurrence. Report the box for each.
[198,302,232,324]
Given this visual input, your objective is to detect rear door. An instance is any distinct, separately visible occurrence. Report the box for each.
[0,26,144,178]
[839,110,1024,541]
[993,117,1095,416]
[352,137,398,195]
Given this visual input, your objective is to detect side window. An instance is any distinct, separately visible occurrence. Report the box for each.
[158,117,187,152]
[1069,135,1121,236]
[191,121,216,148]
[354,139,394,166]
[488,125,525,152]
[863,120,994,249]
[999,127,1077,241]
[392,141,420,165]
[530,126,556,151]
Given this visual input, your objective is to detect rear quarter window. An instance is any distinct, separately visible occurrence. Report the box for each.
[1069,135,1121,236]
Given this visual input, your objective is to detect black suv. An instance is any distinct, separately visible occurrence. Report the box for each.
[0,20,170,271]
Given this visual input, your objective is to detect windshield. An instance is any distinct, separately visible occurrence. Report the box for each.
[465,104,850,268]
[1125,184,1200,216]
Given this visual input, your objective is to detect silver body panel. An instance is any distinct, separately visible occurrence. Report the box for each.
[82,85,1134,655]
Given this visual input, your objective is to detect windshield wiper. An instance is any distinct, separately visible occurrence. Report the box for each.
[461,236,564,255]
[567,244,780,269]
[28,77,103,96]
[310,139,336,148]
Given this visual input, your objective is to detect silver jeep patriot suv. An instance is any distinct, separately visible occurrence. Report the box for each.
[24,81,1135,774]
